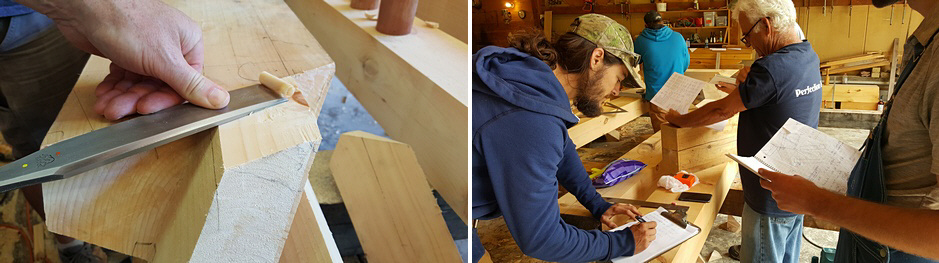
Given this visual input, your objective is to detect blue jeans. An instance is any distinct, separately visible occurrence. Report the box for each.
[740,203,804,263]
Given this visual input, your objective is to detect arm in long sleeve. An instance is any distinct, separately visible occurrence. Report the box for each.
[477,113,635,262]
[556,138,612,219]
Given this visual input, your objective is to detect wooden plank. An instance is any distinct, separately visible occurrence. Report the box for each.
[415,0,467,43]
[660,117,738,152]
[280,183,343,262]
[559,132,663,216]
[40,0,335,260]
[831,84,880,103]
[888,38,899,100]
[659,115,738,175]
[330,131,461,262]
[825,60,889,74]
[653,163,737,262]
[569,97,645,148]
[287,0,469,223]
[820,53,884,68]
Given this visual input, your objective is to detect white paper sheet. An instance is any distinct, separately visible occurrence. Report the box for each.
[611,207,699,263]
[651,73,706,114]
[727,119,861,194]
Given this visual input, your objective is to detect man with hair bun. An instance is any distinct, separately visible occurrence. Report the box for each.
[471,14,655,262]
[664,0,822,262]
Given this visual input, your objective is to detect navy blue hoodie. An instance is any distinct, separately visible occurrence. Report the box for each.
[472,46,637,262]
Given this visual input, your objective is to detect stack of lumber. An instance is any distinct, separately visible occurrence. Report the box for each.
[689,48,756,69]
[40,0,342,261]
[820,53,889,83]
[821,84,881,110]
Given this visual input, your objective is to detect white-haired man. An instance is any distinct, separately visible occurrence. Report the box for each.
[663,0,821,262]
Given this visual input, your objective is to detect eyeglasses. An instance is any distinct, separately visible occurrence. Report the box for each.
[741,17,769,47]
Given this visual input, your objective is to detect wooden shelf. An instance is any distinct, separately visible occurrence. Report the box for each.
[660,8,729,14]
[671,26,728,30]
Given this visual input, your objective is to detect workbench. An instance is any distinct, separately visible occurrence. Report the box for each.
[559,131,738,262]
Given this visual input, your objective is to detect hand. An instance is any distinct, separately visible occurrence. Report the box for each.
[715,82,737,94]
[600,203,641,229]
[758,169,835,215]
[630,222,657,253]
[41,0,230,120]
[664,109,683,127]
[734,66,751,84]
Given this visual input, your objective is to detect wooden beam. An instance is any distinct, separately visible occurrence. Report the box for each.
[820,53,884,68]
[569,97,645,148]
[659,115,739,175]
[287,0,468,223]
[824,60,890,75]
[888,38,900,100]
[330,131,461,262]
[40,0,336,261]
[415,0,468,43]
[280,183,343,262]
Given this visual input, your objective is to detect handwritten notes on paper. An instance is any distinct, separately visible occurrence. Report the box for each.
[728,119,861,194]
[651,73,706,114]
[611,207,699,263]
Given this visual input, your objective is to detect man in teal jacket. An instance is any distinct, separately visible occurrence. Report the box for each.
[634,11,691,132]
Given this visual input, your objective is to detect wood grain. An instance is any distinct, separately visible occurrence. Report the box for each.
[288,0,469,223]
[40,0,336,261]
[330,131,461,262]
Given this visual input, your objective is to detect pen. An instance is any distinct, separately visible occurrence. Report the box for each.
[636,215,646,223]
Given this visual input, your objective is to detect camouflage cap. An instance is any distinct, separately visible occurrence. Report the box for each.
[570,14,645,89]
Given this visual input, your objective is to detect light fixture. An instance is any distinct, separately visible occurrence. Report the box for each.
[505,2,514,8]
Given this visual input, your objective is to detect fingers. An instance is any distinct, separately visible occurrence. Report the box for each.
[96,64,125,96]
[137,87,185,114]
[101,81,159,120]
[156,52,229,110]
[612,204,641,219]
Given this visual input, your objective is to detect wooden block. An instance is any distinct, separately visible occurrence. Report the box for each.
[659,116,738,175]
[280,183,343,262]
[40,0,336,261]
[660,117,738,151]
[288,0,469,223]
[330,131,461,262]
[569,97,645,148]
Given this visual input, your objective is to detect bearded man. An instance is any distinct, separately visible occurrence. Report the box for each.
[471,14,657,262]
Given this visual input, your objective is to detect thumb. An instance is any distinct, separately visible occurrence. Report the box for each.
[157,58,230,109]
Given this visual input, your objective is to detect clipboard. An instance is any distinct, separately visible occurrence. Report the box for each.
[609,207,702,263]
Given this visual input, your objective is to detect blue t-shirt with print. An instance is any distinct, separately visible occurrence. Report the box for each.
[737,41,823,217]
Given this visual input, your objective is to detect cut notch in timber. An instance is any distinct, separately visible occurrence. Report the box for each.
[330,131,461,262]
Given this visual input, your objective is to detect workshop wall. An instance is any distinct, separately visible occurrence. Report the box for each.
[472,0,541,52]
[798,5,923,61]
[542,1,924,62]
